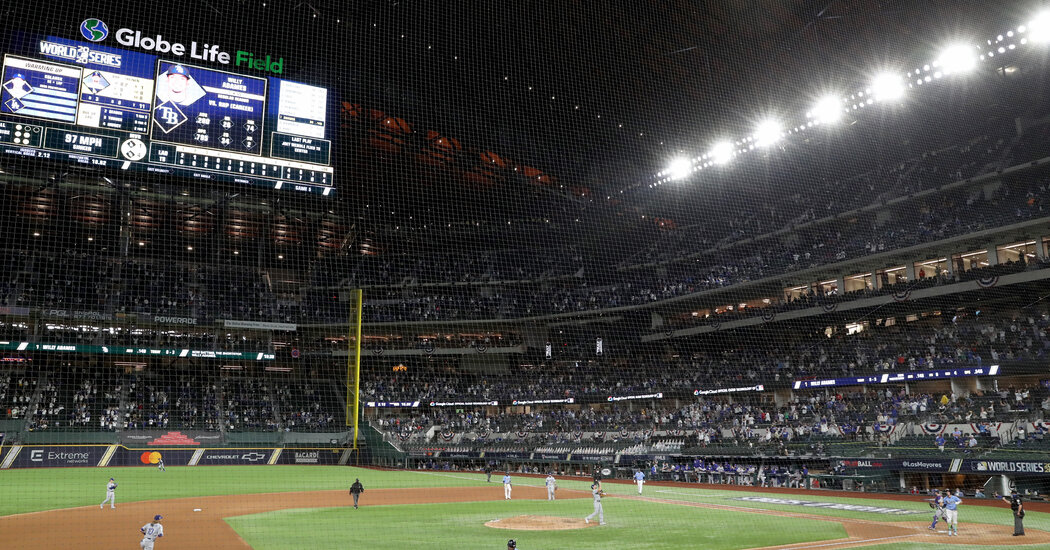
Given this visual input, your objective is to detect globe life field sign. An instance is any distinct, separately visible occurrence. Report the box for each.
[110,27,283,74]
[0,19,333,195]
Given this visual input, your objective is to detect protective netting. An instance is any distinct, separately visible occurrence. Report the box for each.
[1,2,1050,549]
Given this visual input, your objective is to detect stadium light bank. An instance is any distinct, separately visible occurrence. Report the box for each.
[654,10,1050,186]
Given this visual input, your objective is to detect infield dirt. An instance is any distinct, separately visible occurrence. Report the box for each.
[2,484,1047,549]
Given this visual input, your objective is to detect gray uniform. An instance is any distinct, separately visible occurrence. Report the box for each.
[585,483,605,525]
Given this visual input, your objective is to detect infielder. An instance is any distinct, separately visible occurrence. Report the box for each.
[942,492,962,536]
[584,481,606,525]
[634,470,645,494]
[502,473,512,500]
[140,514,164,549]
[101,477,117,509]
[545,473,557,501]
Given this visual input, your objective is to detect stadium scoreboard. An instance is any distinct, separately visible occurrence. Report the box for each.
[0,24,335,195]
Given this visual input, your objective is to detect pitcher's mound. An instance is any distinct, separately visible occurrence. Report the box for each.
[485,515,593,531]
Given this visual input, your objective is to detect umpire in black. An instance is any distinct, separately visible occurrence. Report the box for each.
[1002,489,1024,536]
[350,478,364,509]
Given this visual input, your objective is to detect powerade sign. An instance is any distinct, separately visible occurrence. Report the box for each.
[81,18,285,74]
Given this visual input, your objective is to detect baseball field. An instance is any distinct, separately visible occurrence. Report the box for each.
[1,465,1048,549]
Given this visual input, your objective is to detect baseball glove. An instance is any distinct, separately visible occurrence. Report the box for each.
[928,502,936,509]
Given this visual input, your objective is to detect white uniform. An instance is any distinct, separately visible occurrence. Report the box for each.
[140,521,164,549]
[545,475,557,500]
[157,458,165,472]
[634,471,645,494]
[502,475,512,500]
[585,483,605,525]
[101,480,117,509]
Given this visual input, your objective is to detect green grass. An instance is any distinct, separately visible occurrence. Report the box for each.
[0,466,488,516]
[3,466,1047,549]
[225,498,847,550]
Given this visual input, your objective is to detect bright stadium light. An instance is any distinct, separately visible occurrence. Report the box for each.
[1030,11,1050,43]
[937,44,978,74]
[810,96,843,125]
[666,158,692,180]
[754,119,783,147]
[871,72,905,102]
[709,141,734,165]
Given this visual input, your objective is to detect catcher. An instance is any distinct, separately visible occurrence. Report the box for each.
[927,489,946,530]
[584,480,606,525]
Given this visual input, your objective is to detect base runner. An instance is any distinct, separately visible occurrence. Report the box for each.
[140,515,164,549]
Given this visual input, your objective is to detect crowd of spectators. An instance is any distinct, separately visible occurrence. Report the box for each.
[0,368,344,433]
[361,307,1050,407]
[376,379,1050,461]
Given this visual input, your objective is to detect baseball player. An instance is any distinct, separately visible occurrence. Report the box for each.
[634,470,645,494]
[584,481,606,525]
[350,478,364,509]
[157,457,165,472]
[928,490,945,530]
[507,540,516,550]
[101,477,117,509]
[502,472,512,500]
[161,65,197,106]
[545,473,557,501]
[140,515,164,549]
[942,492,962,536]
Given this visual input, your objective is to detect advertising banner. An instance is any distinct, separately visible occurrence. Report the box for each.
[114,447,198,467]
[223,320,297,331]
[275,449,343,465]
[8,445,107,468]
[194,448,274,465]
[120,430,221,446]
[968,460,1050,474]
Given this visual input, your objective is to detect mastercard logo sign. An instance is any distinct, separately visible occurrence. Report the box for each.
[140,451,163,465]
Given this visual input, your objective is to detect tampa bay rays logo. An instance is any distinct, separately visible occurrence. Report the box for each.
[80,19,109,42]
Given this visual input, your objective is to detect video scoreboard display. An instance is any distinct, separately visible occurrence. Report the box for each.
[0,32,334,195]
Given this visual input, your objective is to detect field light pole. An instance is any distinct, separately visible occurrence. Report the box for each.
[349,289,363,450]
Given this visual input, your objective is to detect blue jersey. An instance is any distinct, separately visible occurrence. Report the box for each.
[634,472,645,481]
[943,495,961,510]
[502,475,511,485]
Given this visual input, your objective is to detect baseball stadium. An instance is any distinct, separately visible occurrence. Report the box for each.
[3,1,1050,549]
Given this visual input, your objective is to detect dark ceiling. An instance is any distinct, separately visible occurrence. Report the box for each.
[5,0,1048,210]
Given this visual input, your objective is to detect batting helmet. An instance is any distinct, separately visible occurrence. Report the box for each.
[507,539,516,548]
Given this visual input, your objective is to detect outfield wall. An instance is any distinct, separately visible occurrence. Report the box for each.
[0,445,350,469]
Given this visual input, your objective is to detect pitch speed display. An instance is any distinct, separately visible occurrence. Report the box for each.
[0,27,334,195]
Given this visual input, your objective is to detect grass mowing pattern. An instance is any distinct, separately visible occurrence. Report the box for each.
[2,466,1046,548]
[0,466,487,516]
[225,498,847,550]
